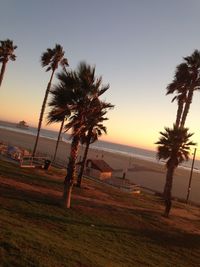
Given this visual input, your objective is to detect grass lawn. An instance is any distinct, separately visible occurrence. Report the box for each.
[0,158,200,267]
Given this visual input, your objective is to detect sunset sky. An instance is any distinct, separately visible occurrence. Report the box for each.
[0,0,200,156]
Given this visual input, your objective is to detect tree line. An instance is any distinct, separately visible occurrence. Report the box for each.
[0,40,114,208]
[0,38,199,217]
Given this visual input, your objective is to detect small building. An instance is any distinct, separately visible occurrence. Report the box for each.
[86,159,113,180]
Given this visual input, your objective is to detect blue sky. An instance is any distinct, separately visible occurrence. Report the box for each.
[0,0,200,153]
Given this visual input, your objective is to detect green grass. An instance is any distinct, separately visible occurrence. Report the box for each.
[0,159,200,267]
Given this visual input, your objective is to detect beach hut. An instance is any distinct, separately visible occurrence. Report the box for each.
[86,159,113,180]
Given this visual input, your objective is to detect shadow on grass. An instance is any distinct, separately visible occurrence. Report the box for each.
[0,184,61,206]
[0,160,64,189]
[1,181,200,252]
[19,209,200,250]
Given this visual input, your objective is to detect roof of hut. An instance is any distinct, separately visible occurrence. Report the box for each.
[87,159,113,172]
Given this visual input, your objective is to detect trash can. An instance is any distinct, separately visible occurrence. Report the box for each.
[44,159,51,170]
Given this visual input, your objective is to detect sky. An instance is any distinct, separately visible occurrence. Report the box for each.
[0,0,200,157]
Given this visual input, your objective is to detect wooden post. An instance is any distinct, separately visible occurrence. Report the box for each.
[186,148,197,203]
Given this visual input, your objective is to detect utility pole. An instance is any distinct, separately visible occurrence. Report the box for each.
[186,147,197,203]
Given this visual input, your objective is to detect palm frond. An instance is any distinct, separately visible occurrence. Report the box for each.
[47,61,113,148]
[41,44,68,72]
[0,39,17,61]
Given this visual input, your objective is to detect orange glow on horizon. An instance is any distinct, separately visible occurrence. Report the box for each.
[1,117,200,160]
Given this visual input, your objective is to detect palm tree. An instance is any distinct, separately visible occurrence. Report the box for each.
[0,39,17,87]
[47,82,73,162]
[47,111,68,163]
[32,44,68,157]
[166,63,190,127]
[167,50,200,128]
[76,99,114,187]
[180,50,200,127]
[50,62,110,208]
[47,74,82,208]
[156,125,196,217]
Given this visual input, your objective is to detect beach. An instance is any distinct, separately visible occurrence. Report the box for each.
[0,127,200,204]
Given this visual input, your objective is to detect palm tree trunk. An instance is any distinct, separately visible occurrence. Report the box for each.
[63,135,80,208]
[163,160,176,217]
[32,69,55,157]
[175,99,184,127]
[53,119,64,162]
[0,59,8,87]
[180,88,193,127]
[77,132,92,187]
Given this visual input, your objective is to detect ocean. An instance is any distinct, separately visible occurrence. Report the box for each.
[0,120,199,172]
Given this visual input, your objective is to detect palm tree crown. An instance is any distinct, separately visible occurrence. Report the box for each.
[0,39,17,87]
[41,44,68,72]
[0,39,17,62]
[156,125,195,167]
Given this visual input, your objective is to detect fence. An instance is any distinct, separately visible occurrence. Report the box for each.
[20,156,47,168]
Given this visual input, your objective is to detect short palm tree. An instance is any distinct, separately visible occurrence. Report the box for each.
[0,39,17,87]
[47,110,69,163]
[50,62,110,208]
[47,81,74,162]
[32,44,68,157]
[76,99,114,187]
[156,125,196,217]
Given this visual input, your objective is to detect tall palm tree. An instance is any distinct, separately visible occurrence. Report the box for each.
[32,44,68,157]
[167,50,200,128]
[50,62,110,208]
[76,99,114,187]
[156,125,195,217]
[180,50,200,127]
[166,63,190,127]
[0,39,17,87]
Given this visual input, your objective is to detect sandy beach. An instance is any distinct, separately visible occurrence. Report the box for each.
[0,127,200,204]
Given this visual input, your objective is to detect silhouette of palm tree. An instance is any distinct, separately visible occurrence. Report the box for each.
[0,39,17,87]
[77,99,114,187]
[32,44,68,157]
[48,62,110,208]
[156,125,195,217]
